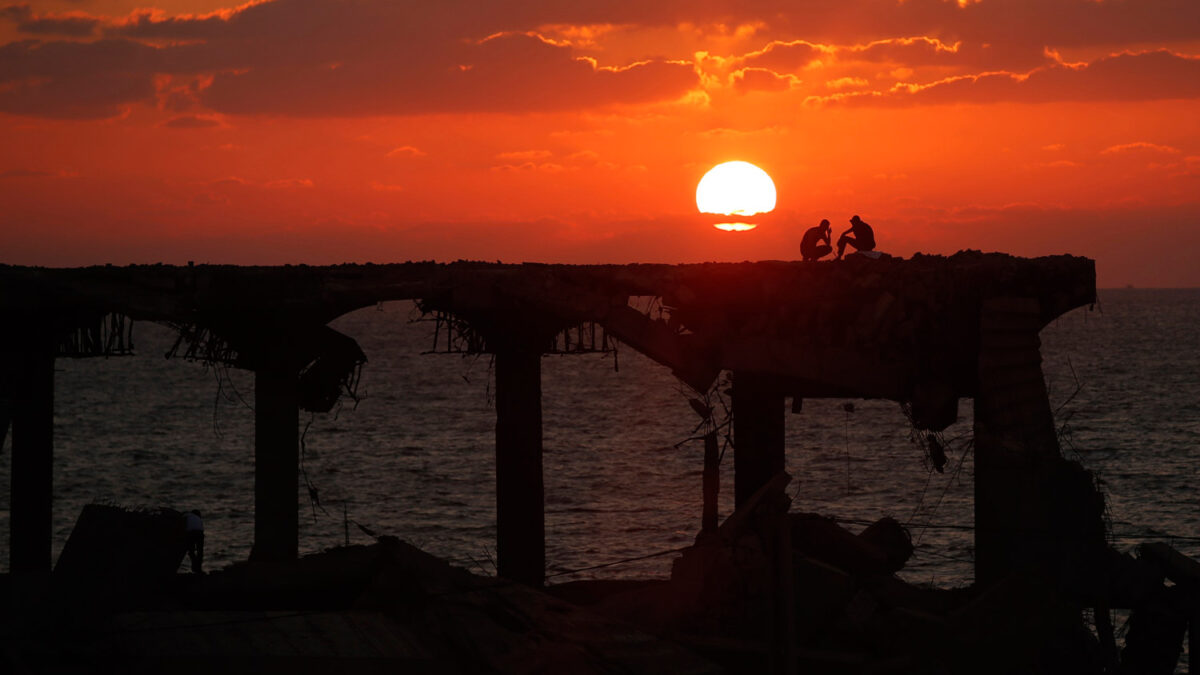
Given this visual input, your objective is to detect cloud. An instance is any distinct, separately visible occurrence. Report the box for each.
[826,76,869,91]
[838,37,1049,71]
[4,0,1200,119]
[163,114,220,129]
[737,40,829,72]
[1,1,698,119]
[755,0,1200,52]
[496,149,553,160]
[696,125,786,139]
[197,32,698,116]
[731,67,798,93]
[490,161,567,173]
[719,34,1054,94]
[204,176,314,190]
[386,145,426,158]
[811,50,1200,106]
[1101,142,1182,155]
[1,4,99,37]
[0,38,160,118]
[263,178,314,189]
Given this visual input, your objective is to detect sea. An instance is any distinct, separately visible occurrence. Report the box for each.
[0,288,1197,592]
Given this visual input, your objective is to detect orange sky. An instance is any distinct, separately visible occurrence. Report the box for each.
[2,0,1198,286]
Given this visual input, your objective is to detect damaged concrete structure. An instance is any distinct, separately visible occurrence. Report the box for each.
[4,252,1193,671]
[0,253,1089,576]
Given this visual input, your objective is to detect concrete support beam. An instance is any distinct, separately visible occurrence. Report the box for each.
[734,372,786,508]
[250,367,299,562]
[494,346,545,587]
[974,297,1060,586]
[9,347,54,574]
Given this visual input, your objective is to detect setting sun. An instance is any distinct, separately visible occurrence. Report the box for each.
[696,161,777,231]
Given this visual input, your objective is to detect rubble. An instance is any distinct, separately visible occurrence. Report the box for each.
[4,536,724,674]
[53,503,188,607]
[555,471,1200,674]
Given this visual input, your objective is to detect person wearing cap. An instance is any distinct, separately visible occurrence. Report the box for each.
[836,215,876,259]
[801,219,833,261]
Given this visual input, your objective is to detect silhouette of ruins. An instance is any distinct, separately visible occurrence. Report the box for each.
[2,252,1195,672]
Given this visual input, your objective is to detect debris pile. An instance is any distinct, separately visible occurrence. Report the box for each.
[54,503,188,606]
[5,536,724,674]
[562,471,1198,674]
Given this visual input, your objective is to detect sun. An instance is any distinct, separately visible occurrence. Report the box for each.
[696,161,776,231]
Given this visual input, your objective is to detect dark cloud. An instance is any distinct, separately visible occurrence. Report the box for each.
[195,32,696,115]
[3,1,697,119]
[2,4,99,36]
[0,38,159,118]
[744,0,1200,52]
[734,35,1053,80]
[808,50,1200,106]
[3,0,1199,119]
[18,15,98,37]
[0,4,27,22]
[899,50,1200,104]
[840,37,1050,72]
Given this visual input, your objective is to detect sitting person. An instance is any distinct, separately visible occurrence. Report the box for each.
[801,219,833,261]
[836,215,876,259]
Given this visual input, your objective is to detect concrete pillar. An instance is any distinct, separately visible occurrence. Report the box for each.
[734,371,786,508]
[9,347,55,573]
[974,297,1060,585]
[494,346,544,586]
[250,367,299,562]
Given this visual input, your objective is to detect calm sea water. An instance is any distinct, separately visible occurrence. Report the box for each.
[0,289,1197,589]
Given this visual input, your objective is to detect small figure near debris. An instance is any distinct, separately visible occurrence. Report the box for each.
[184,510,204,574]
[836,215,876,259]
[801,219,833,261]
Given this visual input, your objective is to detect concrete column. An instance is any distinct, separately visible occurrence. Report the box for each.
[734,371,786,508]
[9,347,55,574]
[494,346,544,586]
[250,367,299,562]
[974,297,1060,585]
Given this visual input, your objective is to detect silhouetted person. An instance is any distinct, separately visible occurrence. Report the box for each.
[836,215,876,259]
[184,510,204,574]
[801,219,833,261]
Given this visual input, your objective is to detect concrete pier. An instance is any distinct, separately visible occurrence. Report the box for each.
[250,367,300,562]
[8,345,54,574]
[733,371,786,508]
[973,297,1063,584]
[0,253,1097,589]
[494,345,546,587]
